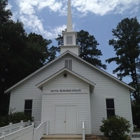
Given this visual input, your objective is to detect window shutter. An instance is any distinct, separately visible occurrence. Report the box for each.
[65,59,72,70]
[65,60,69,68]
[69,60,72,70]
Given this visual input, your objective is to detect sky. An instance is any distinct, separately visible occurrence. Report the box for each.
[7,0,140,83]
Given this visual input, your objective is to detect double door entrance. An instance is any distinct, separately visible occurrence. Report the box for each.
[55,105,77,134]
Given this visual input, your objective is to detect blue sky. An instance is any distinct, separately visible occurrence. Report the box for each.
[7,0,140,83]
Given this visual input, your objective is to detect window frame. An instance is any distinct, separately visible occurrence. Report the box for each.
[24,99,33,117]
[105,97,116,118]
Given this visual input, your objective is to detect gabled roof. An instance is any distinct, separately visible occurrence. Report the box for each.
[36,68,96,89]
[5,50,135,93]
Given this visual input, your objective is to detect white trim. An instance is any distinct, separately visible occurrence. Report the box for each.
[88,91,91,134]
[4,51,69,94]
[36,68,96,89]
[41,95,44,122]
[5,51,135,93]
[24,99,33,117]
[104,97,116,118]
[43,90,89,95]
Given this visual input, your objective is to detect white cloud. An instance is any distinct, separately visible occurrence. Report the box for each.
[6,3,12,10]
[38,0,62,12]
[20,14,66,38]
[11,0,140,39]
[72,0,140,16]
[12,0,66,39]
[51,25,66,36]
[14,0,140,16]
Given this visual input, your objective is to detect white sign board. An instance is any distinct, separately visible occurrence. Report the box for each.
[43,88,88,94]
[131,133,140,140]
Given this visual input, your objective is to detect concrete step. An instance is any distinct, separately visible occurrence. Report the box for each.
[40,134,102,140]
[86,135,102,140]
[41,135,82,140]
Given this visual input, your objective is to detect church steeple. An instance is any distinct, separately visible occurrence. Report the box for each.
[67,0,73,32]
[60,0,80,55]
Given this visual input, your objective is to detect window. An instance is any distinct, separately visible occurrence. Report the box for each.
[24,100,32,117]
[106,99,115,118]
[66,36,73,44]
[65,59,72,70]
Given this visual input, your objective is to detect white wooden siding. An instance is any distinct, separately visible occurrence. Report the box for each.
[70,55,133,135]
[42,94,90,134]
[42,71,91,134]
[9,58,65,121]
[43,71,89,91]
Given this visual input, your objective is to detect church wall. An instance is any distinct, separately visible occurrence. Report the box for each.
[9,57,66,121]
[70,55,133,135]
[41,71,91,134]
[9,53,133,135]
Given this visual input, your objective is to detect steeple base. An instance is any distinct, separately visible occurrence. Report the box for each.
[60,45,80,55]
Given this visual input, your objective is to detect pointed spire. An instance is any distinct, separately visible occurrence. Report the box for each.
[60,0,80,55]
[67,0,73,32]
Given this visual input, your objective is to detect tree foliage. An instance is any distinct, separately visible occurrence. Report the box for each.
[0,112,33,127]
[0,0,12,25]
[56,30,106,69]
[0,0,58,116]
[106,17,140,128]
[106,17,140,100]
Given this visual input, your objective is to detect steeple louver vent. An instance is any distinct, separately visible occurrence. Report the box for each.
[66,36,73,45]
[65,59,72,70]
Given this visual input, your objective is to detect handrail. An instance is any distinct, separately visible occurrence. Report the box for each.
[82,121,85,140]
[0,123,34,140]
[36,122,44,129]
[0,120,31,135]
[33,122,47,140]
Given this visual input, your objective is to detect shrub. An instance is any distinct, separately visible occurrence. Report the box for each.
[134,128,140,132]
[0,112,33,127]
[100,115,131,140]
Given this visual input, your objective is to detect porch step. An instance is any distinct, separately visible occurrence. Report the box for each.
[41,135,82,140]
[40,134,102,140]
[86,135,102,140]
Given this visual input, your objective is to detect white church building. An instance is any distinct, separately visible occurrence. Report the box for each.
[5,0,134,135]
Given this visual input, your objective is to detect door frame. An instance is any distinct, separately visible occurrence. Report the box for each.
[54,104,78,134]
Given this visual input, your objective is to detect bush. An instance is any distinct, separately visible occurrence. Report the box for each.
[0,112,33,127]
[134,128,140,132]
[100,115,131,140]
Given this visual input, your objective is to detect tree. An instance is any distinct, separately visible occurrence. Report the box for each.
[0,0,13,116]
[56,30,106,69]
[0,0,59,116]
[106,17,140,128]
[26,33,58,70]
[0,21,58,115]
[0,0,12,25]
[106,17,140,100]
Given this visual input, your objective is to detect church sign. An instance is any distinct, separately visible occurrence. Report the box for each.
[131,133,140,140]
[43,88,88,94]
[51,89,81,93]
